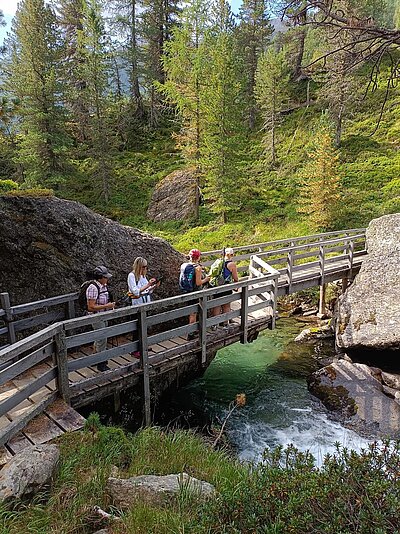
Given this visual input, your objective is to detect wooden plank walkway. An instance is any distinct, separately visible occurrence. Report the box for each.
[0,399,85,464]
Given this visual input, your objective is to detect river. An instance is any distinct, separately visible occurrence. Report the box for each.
[155,317,371,465]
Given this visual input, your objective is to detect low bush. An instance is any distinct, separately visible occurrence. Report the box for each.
[199,441,400,534]
[0,179,19,193]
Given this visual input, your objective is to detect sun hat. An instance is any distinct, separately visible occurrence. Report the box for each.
[93,265,113,279]
[189,248,201,260]
[225,247,234,256]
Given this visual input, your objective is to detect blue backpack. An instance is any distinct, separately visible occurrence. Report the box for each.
[179,262,197,292]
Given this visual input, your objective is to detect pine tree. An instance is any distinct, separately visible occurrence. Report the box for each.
[58,0,90,144]
[140,0,180,126]
[254,47,290,168]
[77,0,116,202]
[298,118,342,231]
[201,0,247,222]
[161,0,209,167]
[109,0,144,123]
[5,0,65,187]
[236,0,273,129]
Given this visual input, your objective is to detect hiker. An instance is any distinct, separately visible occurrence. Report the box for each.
[86,265,116,372]
[128,257,158,358]
[210,247,239,327]
[127,257,158,306]
[179,249,210,340]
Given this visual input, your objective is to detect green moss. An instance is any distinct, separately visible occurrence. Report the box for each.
[2,188,54,197]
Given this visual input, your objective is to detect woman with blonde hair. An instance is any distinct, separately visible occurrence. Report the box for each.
[127,257,157,306]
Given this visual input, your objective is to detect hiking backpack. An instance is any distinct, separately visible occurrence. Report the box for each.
[179,263,197,292]
[209,258,232,287]
[77,280,100,315]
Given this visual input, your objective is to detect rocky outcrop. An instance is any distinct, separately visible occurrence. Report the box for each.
[336,214,400,351]
[294,323,333,342]
[147,168,199,222]
[106,473,215,509]
[0,444,59,502]
[0,195,185,305]
[308,359,400,437]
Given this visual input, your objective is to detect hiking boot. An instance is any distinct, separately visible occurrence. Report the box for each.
[97,362,110,372]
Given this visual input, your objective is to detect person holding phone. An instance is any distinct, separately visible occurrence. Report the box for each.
[127,257,158,306]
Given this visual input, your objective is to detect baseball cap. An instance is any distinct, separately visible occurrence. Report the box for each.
[189,248,201,260]
[225,247,234,255]
[93,265,113,279]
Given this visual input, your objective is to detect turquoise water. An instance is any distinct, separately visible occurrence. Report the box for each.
[161,318,370,464]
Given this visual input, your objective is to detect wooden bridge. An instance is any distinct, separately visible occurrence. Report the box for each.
[0,229,366,458]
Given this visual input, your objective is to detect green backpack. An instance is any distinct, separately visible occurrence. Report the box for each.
[208,258,225,287]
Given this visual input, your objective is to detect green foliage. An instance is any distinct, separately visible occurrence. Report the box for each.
[298,117,342,231]
[0,179,19,193]
[1,427,399,534]
[4,0,67,188]
[254,47,290,167]
[201,15,248,221]
[199,440,400,533]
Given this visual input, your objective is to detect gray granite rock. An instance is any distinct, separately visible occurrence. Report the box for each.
[147,168,199,222]
[0,196,184,304]
[308,359,400,437]
[107,473,215,509]
[0,444,59,502]
[336,214,400,351]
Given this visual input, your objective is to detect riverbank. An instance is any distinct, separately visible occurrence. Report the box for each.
[1,421,399,534]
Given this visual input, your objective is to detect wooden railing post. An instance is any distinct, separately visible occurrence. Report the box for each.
[319,244,325,286]
[0,292,16,345]
[271,275,278,329]
[138,309,151,426]
[348,240,354,278]
[65,297,76,320]
[249,256,254,280]
[199,295,207,365]
[240,285,249,344]
[54,328,71,404]
[287,246,294,291]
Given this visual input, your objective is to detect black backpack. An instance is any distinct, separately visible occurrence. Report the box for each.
[77,280,100,315]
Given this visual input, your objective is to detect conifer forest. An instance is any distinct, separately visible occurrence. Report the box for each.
[0,0,399,249]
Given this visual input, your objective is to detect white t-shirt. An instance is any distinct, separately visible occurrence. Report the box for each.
[127,272,152,306]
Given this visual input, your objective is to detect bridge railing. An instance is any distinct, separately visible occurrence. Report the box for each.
[0,269,278,438]
[251,233,366,292]
[199,228,366,274]
[0,291,77,349]
[0,229,367,349]
[0,323,60,446]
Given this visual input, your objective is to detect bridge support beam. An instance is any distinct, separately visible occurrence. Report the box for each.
[318,283,327,316]
[342,277,349,294]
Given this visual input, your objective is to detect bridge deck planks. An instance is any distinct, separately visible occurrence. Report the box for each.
[0,399,85,460]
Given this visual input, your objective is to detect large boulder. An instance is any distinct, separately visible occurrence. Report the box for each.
[336,214,400,351]
[0,444,59,502]
[308,359,400,437]
[147,168,199,222]
[0,195,185,305]
[106,473,215,509]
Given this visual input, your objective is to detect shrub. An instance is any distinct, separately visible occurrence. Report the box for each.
[199,441,400,533]
[0,179,19,193]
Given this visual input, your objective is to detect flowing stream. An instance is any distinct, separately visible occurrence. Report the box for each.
[156,318,371,465]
